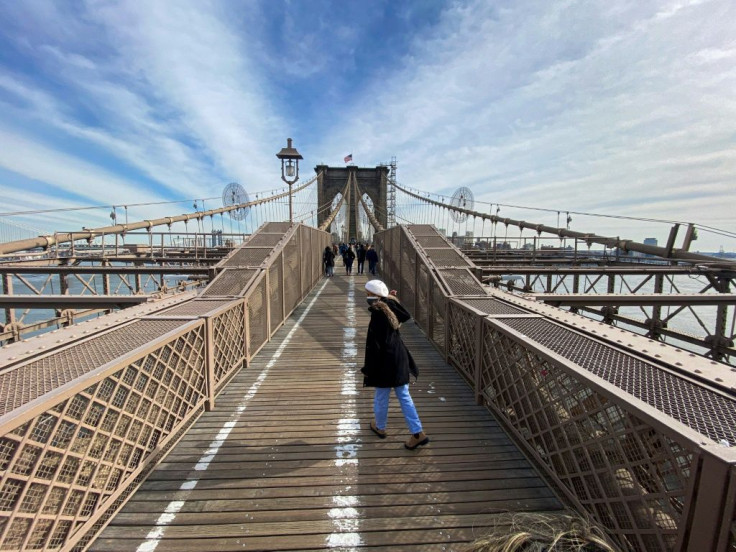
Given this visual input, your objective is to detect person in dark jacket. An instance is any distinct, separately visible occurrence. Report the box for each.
[365,245,379,275]
[361,279,429,450]
[345,245,356,275]
[323,246,335,277]
[356,244,366,274]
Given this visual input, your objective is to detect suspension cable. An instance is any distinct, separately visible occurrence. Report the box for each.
[0,172,322,255]
[355,181,384,232]
[393,182,736,266]
[319,173,352,232]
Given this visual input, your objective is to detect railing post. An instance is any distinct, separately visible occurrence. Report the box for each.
[474,312,483,405]
[204,317,216,411]
[414,249,419,312]
[281,252,286,322]
[679,447,736,551]
[2,273,15,327]
[443,297,449,363]
[265,267,272,339]
[427,276,434,340]
[243,299,250,366]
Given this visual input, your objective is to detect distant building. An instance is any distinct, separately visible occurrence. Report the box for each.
[643,237,658,246]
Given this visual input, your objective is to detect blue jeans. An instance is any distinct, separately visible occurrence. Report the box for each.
[368,260,377,275]
[373,384,423,434]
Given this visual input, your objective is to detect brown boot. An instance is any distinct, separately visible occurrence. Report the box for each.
[405,431,429,450]
[370,420,387,439]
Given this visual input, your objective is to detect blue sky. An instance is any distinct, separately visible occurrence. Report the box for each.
[0,0,734,250]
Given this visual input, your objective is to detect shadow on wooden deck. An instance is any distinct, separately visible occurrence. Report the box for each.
[91,274,563,551]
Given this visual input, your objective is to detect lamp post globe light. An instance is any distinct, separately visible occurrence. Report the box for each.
[275,138,303,223]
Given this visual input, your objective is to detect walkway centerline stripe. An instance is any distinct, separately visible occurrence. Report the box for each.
[327,276,364,549]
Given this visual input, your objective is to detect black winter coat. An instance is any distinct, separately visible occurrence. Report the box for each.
[361,297,418,388]
[323,249,335,267]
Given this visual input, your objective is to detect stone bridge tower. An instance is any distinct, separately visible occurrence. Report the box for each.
[315,165,389,242]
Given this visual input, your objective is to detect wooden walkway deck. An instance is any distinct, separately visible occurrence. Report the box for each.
[91,274,563,551]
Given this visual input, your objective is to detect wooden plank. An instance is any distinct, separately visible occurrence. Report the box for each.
[90,275,563,551]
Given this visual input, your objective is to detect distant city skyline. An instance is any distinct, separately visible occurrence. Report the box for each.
[0,1,734,251]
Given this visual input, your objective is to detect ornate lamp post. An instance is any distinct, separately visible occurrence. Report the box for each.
[275,138,303,222]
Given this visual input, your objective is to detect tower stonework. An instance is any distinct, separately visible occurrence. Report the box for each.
[315,165,389,242]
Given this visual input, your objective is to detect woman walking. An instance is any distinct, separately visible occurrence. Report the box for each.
[361,279,429,450]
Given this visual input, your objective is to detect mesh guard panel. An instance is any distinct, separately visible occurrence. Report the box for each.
[415,235,450,248]
[439,268,486,295]
[160,299,238,316]
[0,320,189,416]
[222,248,273,267]
[407,225,439,236]
[499,317,736,444]
[460,297,529,315]
[262,222,292,233]
[202,269,257,297]
[424,248,473,267]
[246,233,284,247]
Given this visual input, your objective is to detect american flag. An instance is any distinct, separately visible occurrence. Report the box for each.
[344,153,352,163]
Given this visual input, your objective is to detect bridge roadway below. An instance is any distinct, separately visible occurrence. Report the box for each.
[91,274,563,551]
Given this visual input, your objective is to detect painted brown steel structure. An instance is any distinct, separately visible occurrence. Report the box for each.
[0,222,329,551]
[374,224,736,552]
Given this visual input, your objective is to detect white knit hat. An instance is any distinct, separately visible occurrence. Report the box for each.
[365,279,389,297]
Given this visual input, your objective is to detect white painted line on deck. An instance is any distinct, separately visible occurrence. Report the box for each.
[136,278,330,552]
[327,276,364,549]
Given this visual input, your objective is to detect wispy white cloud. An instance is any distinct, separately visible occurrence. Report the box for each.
[318,0,735,247]
[0,126,163,207]
[0,0,734,250]
[87,0,288,182]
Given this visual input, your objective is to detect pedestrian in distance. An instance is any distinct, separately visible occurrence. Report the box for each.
[345,245,356,275]
[357,244,366,274]
[323,246,335,277]
[366,245,379,275]
[361,279,429,450]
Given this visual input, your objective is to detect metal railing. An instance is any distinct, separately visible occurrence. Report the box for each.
[374,224,736,552]
[0,222,329,551]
